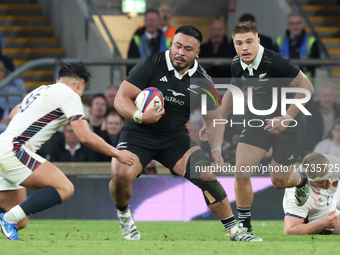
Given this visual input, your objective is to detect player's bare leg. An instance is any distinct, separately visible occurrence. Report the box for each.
[270,159,309,206]
[0,189,28,229]
[234,143,266,233]
[109,155,143,240]
[0,161,73,240]
[20,161,74,201]
[270,159,301,189]
[173,146,262,241]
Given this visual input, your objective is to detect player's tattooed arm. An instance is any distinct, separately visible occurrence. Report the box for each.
[289,71,306,87]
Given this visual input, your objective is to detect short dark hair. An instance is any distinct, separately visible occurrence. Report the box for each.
[90,93,107,107]
[175,25,203,44]
[106,110,124,122]
[239,13,255,22]
[145,8,159,17]
[232,21,258,38]
[59,62,92,85]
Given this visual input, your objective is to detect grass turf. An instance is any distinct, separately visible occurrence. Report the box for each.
[1,220,339,255]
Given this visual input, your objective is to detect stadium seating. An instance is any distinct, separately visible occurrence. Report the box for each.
[0,0,65,89]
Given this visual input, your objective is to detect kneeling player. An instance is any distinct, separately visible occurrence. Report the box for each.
[283,153,340,235]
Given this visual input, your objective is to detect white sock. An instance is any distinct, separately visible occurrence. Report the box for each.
[229,225,239,235]
[4,205,26,224]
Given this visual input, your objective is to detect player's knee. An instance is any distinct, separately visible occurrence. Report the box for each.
[271,178,287,189]
[112,164,136,184]
[235,176,251,184]
[59,181,74,201]
[200,179,227,205]
[184,150,227,205]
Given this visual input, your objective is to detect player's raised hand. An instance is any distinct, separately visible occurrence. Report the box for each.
[322,210,340,229]
[117,150,135,166]
[264,116,289,134]
[142,105,165,124]
[199,125,208,141]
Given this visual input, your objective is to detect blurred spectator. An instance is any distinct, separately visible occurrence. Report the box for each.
[97,111,124,161]
[313,118,340,157]
[304,86,340,154]
[127,8,170,72]
[0,61,26,133]
[158,3,176,41]
[142,160,158,174]
[103,111,123,147]
[88,94,107,135]
[239,13,273,50]
[105,85,118,112]
[199,20,234,79]
[0,61,26,110]
[0,30,14,72]
[0,28,5,52]
[0,106,8,134]
[36,131,63,161]
[50,123,95,162]
[273,13,320,78]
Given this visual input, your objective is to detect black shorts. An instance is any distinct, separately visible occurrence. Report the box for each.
[238,120,305,165]
[117,129,196,172]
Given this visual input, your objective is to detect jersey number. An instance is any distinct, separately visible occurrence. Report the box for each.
[19,93,40,113]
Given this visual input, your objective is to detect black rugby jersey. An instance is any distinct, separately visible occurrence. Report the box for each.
[124,50,218,134]
[230,47,304,129]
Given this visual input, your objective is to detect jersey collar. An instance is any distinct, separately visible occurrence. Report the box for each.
[165,50,198,80]
[240,45,264,76]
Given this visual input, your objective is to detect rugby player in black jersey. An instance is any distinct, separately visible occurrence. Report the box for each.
[109,25,262,241]
[201,21,314,239]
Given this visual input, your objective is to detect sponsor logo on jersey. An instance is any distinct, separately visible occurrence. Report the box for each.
[159,76,168,82]
[164,96,185,105]
[167,89,185,97]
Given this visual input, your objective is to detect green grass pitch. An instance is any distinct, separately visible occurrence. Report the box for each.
[1,220,339,255]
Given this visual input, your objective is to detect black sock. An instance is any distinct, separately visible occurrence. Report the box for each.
[296,171,308,188]
[237,206,251,229]
[221,215,237,231]
[0,206,6,214]
[116,204,128,213]
[20,187,62,216]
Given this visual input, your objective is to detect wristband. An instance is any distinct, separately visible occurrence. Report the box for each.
[282,114,294,121]
[211,145,222,154]
[133,110,143,123]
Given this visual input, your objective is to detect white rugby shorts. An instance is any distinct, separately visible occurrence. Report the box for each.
[0,141,46,190]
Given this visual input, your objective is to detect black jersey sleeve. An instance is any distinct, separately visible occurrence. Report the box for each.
[125,57,154,90]
[272,54,300,78]
[230,60,242,88]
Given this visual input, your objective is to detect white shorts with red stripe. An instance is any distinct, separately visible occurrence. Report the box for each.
[0,140,46,191]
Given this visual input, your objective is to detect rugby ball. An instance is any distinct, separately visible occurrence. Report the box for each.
[135,87,164,113]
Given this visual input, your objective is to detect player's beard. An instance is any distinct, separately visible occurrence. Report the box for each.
[172,57,194,71]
